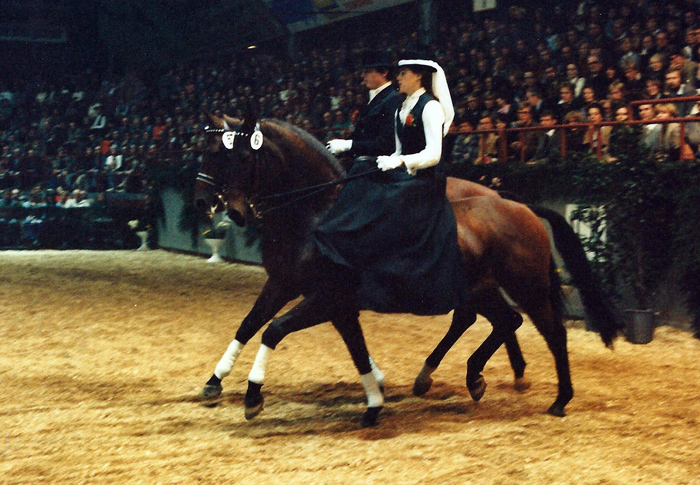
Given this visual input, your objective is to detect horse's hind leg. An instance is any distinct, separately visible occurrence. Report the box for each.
[413,306,477,396]
[466,289,525,401]
[515,274,572,416]
[330,312,384,427]
[199,279,296,400]
[526,305,572,416]
[481,299,530,391]
[502,315,531,392]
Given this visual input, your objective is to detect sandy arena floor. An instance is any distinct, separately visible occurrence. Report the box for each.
[1,250,699,484]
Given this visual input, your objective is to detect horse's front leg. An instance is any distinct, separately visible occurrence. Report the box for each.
[198,278,298,400]
[244,292,341,419]
[244,292,383,427]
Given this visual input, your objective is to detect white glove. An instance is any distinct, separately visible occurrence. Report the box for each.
[376,155,403,171]
[326,139,353,155]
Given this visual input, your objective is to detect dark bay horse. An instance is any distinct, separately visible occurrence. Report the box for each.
[194,114,621,426]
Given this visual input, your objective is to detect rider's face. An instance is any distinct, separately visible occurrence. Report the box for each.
[361,69,387,90]
[397,68,422,96]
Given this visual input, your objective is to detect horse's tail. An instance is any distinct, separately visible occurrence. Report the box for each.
[527,205,623,347]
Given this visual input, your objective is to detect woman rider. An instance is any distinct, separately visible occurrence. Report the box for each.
[311,55,469,315]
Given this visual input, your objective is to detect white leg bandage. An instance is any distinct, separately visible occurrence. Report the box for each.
[361,373,384,408]
[369,356,385,387]
[248,344,273,384]
[214,340,244,380]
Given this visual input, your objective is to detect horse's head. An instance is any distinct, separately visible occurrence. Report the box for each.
[195,111,345,228]
[194,113,253,226]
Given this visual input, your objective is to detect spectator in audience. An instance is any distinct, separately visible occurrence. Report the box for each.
[614,105,631,123]
[581,85,599,118]
[463,94,482,129]
[644,78,663,101]
[608,104,636,162]
[682,26,699,61]
[562,110,589,155]
[607,81,628,111]
[664,67,696,116]
[541,65,560,103]
[555,82,581,121]
[495,92,516,123]
[655,30,673,58]
[639,33,656,71]
[584,103,611,155]
[474,115,498,165]
[654,103,682,160]
[482,91,498,118]
[533,110,561,162]
[638,102,662,152]
[622,59,646,102]
[618,37,641,71]
[647,53,666,81]
[510,103,539,162]
[565,63,586,98]
[525,88,552,122]
[586,54,610,100]
[89,104,107,133]
[451,119,479,164]
[669,45,699,89]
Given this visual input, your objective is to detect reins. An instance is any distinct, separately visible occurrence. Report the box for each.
[259,164,380,201]
[255,165,380,216]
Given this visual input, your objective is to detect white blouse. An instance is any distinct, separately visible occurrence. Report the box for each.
[393,88,445,175]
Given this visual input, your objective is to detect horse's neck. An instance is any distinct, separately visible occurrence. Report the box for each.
[256,126,343,233]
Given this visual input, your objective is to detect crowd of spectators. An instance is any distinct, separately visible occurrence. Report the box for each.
[2,0,700,211]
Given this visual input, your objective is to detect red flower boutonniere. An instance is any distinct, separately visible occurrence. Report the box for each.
[405,113,416,127]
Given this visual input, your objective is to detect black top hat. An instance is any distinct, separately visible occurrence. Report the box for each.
[360,50,393,70]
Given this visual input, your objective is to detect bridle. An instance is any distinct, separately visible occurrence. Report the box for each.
[198,124,381,220]
[198,126,261,219]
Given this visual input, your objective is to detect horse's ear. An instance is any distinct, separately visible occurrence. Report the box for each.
[242,98,259,133]
[207,113,224,130]
[223,114,242,128]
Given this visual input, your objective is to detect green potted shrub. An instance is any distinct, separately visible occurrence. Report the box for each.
[571,126,675,343]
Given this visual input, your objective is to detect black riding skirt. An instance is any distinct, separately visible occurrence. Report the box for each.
[310,158,469,315]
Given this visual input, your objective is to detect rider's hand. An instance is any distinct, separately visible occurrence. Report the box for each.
[376,155,403,171]
[326,139,353,155]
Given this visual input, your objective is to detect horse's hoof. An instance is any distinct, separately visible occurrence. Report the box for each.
[412,374,433,396]
[514,376,531,392]
[244,396,264,420]
[547,403,566,417]
[244,381,264,420]
[198,384,223,400]
[467,376,487,402]
[361,406,382,428]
